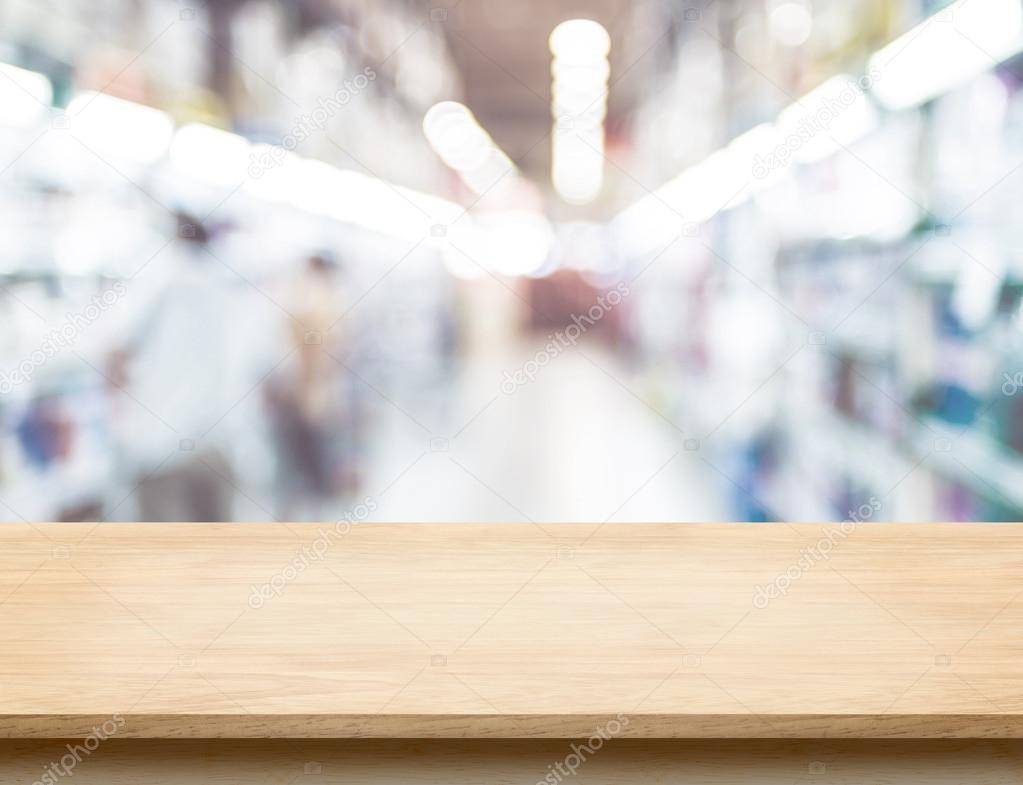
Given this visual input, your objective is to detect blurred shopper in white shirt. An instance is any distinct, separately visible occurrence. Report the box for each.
[108,213,253,521]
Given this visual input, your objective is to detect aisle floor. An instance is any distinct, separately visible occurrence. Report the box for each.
[357,337,729,523]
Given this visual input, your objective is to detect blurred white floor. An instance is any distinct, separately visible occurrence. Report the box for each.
[357,337,729,522]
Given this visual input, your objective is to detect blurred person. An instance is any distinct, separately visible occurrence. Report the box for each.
[264,252,346,518]
[108,212,251,521]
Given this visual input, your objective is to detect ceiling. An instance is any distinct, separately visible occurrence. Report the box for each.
[438,0,642,200]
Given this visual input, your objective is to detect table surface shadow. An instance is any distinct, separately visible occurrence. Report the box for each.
[3,739,1023,784]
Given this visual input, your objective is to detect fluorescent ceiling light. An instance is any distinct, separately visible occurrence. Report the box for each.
[769,1,813,47]
[172,122,463,243]
[777,74,879,163]
[611,124,781,255]
[423,101,516,195]
[549,19,611,64]
[244,143,304,203]
[726,122,784,197]
[443,210,553,277]
[654,124,779,219]
[282,158,462,243]
[478,210,554,276]
[67,92,173,165]
[869,0,1023,110]
[552,128,604,204]
[36,91,474,254]
[170,123,251,188]
[550,19,611,205]
[0,62,52,127]
[552,58,611,86]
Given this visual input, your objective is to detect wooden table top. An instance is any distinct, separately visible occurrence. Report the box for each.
[1,523,1022,738]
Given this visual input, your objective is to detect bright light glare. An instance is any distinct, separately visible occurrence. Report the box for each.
[445,211,553,277]
[552,58,611,86]
[869,0,1023,110]
[170,123,251,188]
[287,159,461,242]
[423,102,487,170]
[68,92,173,165]
[658,124,779,219]
[482,211,554,276]
[612,124,781,255]
[726,123,784,196]
[0,62,52,127]
[423,101,516,194]
[550,19,611,204]
[769,1,813,46]
[552,127,605,204]
[549,19,611,63]
[552,80,609,118]
[245,144,304,203]
[172,122,463,243]
[777,75,879,163]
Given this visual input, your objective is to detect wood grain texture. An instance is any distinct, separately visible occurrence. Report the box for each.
[1,523,1022,738]
[3,739,1023,784]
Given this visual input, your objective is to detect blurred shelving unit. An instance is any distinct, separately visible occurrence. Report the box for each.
[615,0,1023,521]
[0,0,464,521]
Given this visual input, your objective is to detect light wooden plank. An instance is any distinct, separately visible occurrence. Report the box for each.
[1,523,1022,738]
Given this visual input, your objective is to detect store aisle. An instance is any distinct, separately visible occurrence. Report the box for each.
[356,336,729,522]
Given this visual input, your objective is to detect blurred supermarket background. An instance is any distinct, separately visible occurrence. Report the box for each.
[3,0,1023,523]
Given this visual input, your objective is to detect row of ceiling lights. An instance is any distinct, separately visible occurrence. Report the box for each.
[548,19,612,205]
[614,0,1023,255]
[422,17,612,207]
[6,0,1021,277]
[423,0,1023,218]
